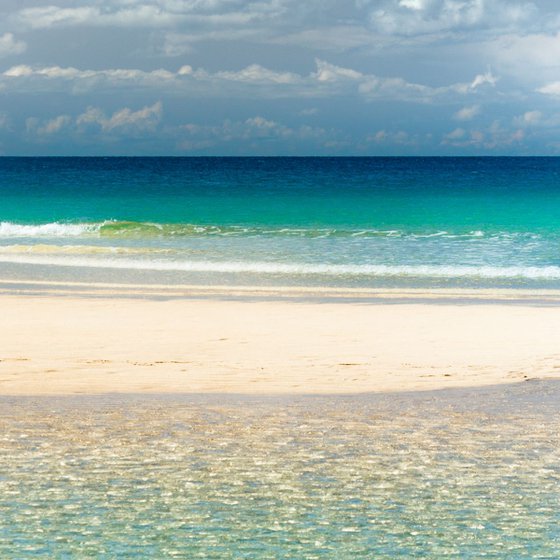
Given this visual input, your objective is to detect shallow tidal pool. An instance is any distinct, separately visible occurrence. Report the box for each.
[0,382,559,558]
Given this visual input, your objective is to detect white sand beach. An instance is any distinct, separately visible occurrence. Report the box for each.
[1,285,559,395]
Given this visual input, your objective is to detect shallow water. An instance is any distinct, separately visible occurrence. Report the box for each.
[0,382,559,558]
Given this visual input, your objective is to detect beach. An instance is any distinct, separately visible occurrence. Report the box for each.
[2,283,560,556]
[2,157,560,556]
[1,284,559,396]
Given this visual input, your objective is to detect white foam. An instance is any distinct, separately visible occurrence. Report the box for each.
[0,222,96,237]
[0,222,545,242]
[1,254,560,280]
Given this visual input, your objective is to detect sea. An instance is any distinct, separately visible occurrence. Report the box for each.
[2,156,560,289]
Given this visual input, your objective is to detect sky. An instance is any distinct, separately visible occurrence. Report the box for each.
[1,0,560,155]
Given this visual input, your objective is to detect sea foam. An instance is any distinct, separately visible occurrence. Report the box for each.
[1,253,560,280]
[0,221,516,239]
[0,222,94,237]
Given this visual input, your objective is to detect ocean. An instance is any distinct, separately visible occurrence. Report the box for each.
[2,156,560,289]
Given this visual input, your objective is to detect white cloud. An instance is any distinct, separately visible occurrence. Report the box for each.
[39,115,71,135]
[254,25,384,52]
[17,7,102,30]
[442,127,481,147]
[312,59,363,82]
[489,32,560,84]
[513,110,542,126]
[445,127,466,140]
[1,62,299,91]
[0,33,26,58]
[365,0,537,37]
[510,110,560,131]
[442,120,524,149]
[367,129,422,146]
[451,71,497,94]
[469,71,497,89]
[77,102,163,132]
[453,104,480,121]
[1,60,498,104]
[537,82,560,96]
[26,114,71,136]
[359,68,496,102]
[299,108,318,116]
[14,1,286,30]
[309,60,497,102]
[24,101,164,143]
[214,65,301,84]
[2,65,178,94]
[178,115,329,150]
[16,5,178,29]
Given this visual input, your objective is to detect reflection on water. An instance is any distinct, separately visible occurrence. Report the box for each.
[0,382,559,558]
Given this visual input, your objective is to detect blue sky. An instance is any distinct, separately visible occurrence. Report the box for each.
[1,0,560,155]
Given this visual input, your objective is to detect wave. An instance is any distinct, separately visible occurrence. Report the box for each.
[0,244,174,255]
[0,222,95,237]
[0,221,541,240]
[1,253,560,280]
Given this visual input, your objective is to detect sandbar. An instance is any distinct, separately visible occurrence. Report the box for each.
[1,284,559,395]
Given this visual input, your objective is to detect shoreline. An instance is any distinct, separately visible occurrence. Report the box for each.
[3,277,560,304]
[1,285,560,396]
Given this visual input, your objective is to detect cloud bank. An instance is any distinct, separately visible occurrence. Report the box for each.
[0,0,559,154]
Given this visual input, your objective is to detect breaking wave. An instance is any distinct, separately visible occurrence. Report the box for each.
[0,221,541,240]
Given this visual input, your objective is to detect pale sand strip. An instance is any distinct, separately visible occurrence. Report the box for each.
[4,278,560,303]
[0,290,559,395]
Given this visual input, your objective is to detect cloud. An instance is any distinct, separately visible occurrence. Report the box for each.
[213,65,300,85]
[14,1,286,30]
[367,129,423,146]
[442,120,524,149]
[537,82,560,96]
[1,62,300,94]
[38,115,71,135]
[16,5,180,30]
[26,114,71,136]
[450,71,497,94]
[11,0,545,68]
[2,64,178,95]
[453,105,480,121]
[299,108,318,116]
[0,33,26,58]
[16,7,103,30]
[489,31,560,84]
[441,127,482,147]
[358,67,497,102]
[178,115,329,151]
[510,110,560,131]
[513,110,542,126]
[23,102,164,144]
[444,127,466,140]
[312,59,363,82]
[364,0,538,37]
[1,59,498,103]
[77,102,163,132]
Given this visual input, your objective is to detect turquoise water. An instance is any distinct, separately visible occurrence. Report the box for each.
[2,157,560,287]
[1,383,559,558]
